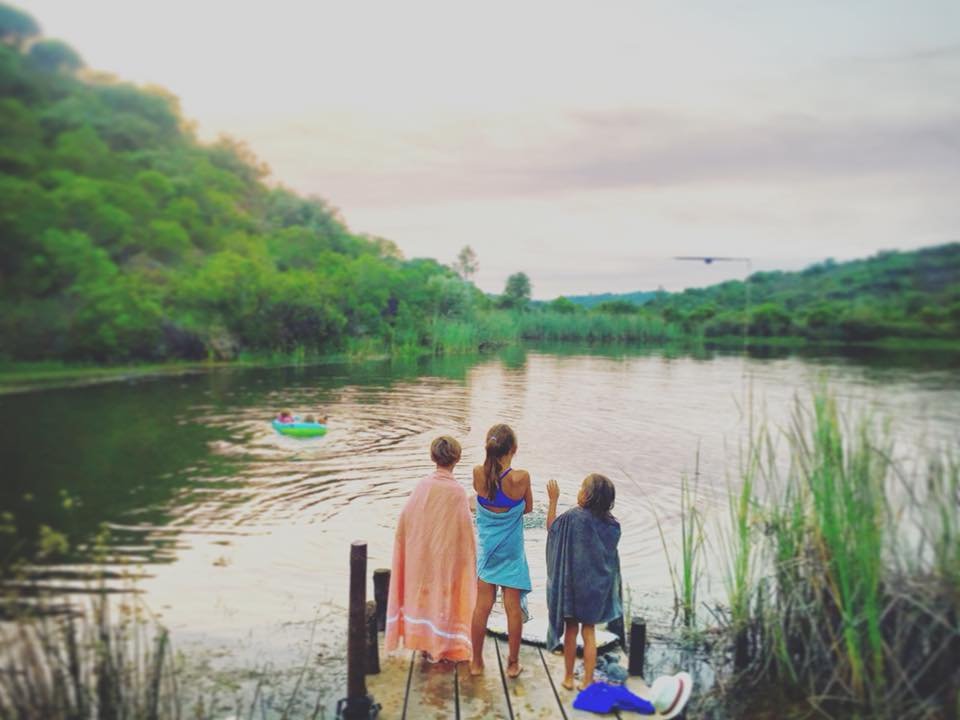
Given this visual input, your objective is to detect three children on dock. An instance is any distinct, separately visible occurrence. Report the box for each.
[385,423,622,691]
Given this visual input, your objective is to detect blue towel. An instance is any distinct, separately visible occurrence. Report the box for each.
[546,507,623,651]
[476,501,531,620]
[573,683,655,715]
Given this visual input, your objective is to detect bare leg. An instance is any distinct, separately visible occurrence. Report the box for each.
[470,580,496,675]
[562,620,579,690]
[579,624,597,690]
[502,587,524,678]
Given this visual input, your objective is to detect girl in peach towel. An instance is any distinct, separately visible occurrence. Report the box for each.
[385,436,477,662]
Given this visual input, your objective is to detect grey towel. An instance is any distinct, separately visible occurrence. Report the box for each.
[546,506,623,651]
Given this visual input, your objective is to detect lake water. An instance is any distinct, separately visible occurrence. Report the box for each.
[1,344,958,712]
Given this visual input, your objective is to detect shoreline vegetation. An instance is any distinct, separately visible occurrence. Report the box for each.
[3,328,958,395]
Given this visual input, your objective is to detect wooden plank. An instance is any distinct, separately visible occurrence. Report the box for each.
[365,639,414,720]
[403,652,458,720]
[457,634,510,719]
[495,636,565,720]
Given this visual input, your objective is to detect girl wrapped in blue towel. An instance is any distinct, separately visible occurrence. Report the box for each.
[546,474,623,690]
[470,424,532,679]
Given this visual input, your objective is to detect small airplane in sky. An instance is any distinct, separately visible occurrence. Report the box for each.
[674,256,750,265]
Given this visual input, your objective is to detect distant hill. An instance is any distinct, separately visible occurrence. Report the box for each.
[561,290,656,308]
[644,243,960,341]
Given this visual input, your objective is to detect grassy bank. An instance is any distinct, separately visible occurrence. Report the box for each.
[680,391,960,718]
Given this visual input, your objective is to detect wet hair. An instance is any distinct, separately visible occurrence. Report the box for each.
[578,473,616,520]
[482,424,517,501]
[430,435,462,468]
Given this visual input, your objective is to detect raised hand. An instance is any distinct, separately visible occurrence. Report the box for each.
[547,479,560,503]
[546,479,560,530]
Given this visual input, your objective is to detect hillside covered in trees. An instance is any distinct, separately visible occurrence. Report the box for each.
[0,4,484,363]
[639,244,960,341]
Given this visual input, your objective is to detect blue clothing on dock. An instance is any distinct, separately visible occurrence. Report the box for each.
[476,500,531,620]
[573,682,654,715]
[546,506,623,651]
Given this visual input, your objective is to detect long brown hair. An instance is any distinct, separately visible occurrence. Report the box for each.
[483,424,517,501]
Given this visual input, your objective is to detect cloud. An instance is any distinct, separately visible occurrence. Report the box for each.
[256,108,960,209]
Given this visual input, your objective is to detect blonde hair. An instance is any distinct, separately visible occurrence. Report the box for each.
[430,435,462,468]
[482,424,517,501]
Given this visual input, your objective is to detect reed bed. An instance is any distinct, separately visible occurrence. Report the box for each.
[0,599,181,719]
[0,597,325,719]
[703,391,959,719]
[429,310,688,354]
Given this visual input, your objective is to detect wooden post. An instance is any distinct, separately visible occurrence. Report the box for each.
[628,617,646,677]
[365,600,380,675]
[337,541,378,719]
[373,568,390,631]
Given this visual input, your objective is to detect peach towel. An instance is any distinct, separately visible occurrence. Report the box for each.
[385,467,477,662]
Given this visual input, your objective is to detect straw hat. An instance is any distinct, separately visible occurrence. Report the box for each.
[649,672,693,719]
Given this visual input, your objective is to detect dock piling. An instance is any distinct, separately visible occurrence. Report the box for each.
[628,617,646,677]
[336,541,380,719]
[365,600,379,675]
[373,568,390,631]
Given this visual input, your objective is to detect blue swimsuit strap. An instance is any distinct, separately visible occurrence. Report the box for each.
[479,467,521,508]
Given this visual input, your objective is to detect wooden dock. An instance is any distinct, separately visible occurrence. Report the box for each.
[341,543,673,719]
[367,634,667,719]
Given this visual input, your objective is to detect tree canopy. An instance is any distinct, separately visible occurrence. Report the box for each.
[0,19,485,362]
[0,3,39,47]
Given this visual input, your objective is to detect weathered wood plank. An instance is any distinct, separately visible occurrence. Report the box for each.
[403,652,458,720]
[457,634,510,719]
[365,640,414,720]
[495,636,564,720]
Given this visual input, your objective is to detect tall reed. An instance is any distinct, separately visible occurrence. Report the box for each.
[700,390,959,717]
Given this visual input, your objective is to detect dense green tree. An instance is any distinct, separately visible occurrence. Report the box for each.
[549,297,577,314]
[500,272,531,310]
[27,38,83,73]
[0,3,39,48]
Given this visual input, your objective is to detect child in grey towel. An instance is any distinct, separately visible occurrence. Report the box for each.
[546,474,623,690]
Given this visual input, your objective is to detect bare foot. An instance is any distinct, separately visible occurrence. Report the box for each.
[577,676,594,691]
[469,662,484,676]
[561,677,575,691]
[506,661,524,679]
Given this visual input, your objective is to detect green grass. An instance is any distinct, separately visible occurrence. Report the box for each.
[689,390,960,717]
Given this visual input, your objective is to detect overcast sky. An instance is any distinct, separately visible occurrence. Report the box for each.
[20,0,960,298]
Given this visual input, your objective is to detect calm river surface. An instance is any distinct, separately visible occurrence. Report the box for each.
[1,344,958,710]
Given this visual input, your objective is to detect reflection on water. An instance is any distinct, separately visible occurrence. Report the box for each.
[1,345,958,708]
